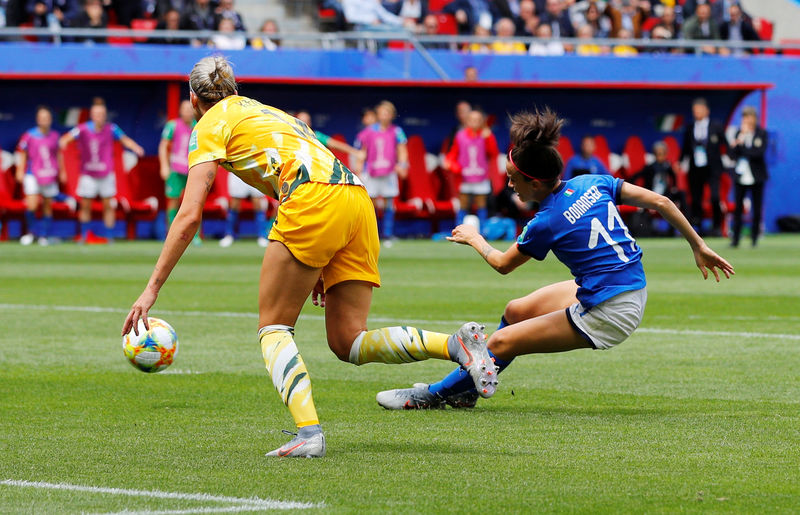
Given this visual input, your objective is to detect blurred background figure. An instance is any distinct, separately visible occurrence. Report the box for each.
[529,23,565,55]
[681,3,720,54]
[15,105,65,246]
[219,179,271,248]
[152,8,185,45]
[491,17,526,54]
[69,0,107,44]
[214,0,245,31]
[210,16,245,49]
[681,97,725,235]
[355,100,409,246]
[444,108,498,231]
[728,106,768,247]
[251,18,280,49]
[564,135,610,178]
[158,99,199,244]
[295,110,363,161]
[626,141,686,235]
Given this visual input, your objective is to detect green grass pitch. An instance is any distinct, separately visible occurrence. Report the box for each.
[1,236,799,513]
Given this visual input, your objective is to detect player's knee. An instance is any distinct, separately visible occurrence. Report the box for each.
[503,298,528,325]
[487,330,512,357]
[327,329,361,363]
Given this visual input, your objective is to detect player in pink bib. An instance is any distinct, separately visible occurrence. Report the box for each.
[354,101,409,246]
[159,100,199,243]
[444,108,499,231]
[15,106,65,246]
[59,101,144,242]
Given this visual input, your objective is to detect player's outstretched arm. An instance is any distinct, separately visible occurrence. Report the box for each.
[120,135,145,157]
[122,161,217,336]
[447,223,530,275]
[619,182,734,281]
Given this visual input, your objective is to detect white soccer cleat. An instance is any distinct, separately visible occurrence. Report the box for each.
[20,233,34,246]
[37,237,50,247]
[448,322,497,399]
[257,236,269,248]
[219,235,234,248]
[376,384,444,410]
[266,431,326,458]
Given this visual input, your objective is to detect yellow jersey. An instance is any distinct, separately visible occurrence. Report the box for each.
[188,95,361,201]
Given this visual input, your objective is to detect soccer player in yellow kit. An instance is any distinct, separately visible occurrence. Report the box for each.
[121,56,496,458]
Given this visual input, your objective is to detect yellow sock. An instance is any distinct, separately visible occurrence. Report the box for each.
[259,326,319,428]
[349,326,451,365]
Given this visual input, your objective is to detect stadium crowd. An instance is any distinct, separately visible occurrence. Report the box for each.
[0,0,771,53]
[5,93,767,247]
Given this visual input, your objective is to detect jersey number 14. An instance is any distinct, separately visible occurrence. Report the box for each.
[588,201,637,263]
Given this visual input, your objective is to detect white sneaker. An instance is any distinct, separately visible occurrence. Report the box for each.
[37,237,50,247]
[447,322,497,399]
[219,235,234,248]
[257,237,269,248]
[382,239,394,248]
[266,430,326,458]
[20,233,34,246]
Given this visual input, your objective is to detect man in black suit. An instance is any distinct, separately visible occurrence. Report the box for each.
[728,106,768,247]
[540,0,574,38]
[680,97,725,235]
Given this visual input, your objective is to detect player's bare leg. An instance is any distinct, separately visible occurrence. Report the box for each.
[101,197,115,241]
[20,194,40,245]
[258,240,326,458]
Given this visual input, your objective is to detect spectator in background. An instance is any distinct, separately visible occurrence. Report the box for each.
[360,106,377,128]
[382,0,427,28]
[580,0,612,38]
[2,0,26,28]
[153,8,185,44]
[468,23,492,53]
[180,0,216,31]
[575,23,603,55]
[719,3,758,56]
[728,106,768,248]
[680,97,725,235]
[70,0,107,43]
[159,99,198,243]
[491,0,520,21]
[529,22,565,55]
[443,100,472,154]
[214,0,244,31]
[59,99,145,243]
[354,100,409,246]
[491,17,526,54]
[627,141,686,234]
[443,0,493,35]
[681,3,719,54]
[514,0,539,36]
[464,65,479,80]
[420,14,453,49]
[251,18,280,50]
[295,110,364,162]
[564,135,610,178]
[648,3,679,40]
[15,105,66,246]
[343,0,404,31]
[612,27,638,55]
[27,0,76,29]
[444,108,499,231]
[210,16,245,49]
[607,0,644,38]
[540,0,575,38]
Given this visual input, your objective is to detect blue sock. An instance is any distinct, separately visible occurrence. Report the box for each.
[477,207,488,231]
[105,224,114,240]
[255,210,267,238]
[456,209,467,226]
[24,211,36,236]
[225,210,239,237]
[79,222,89,238]
[41,216,52,238]
[428,317,514,398]
[383,201,395,239]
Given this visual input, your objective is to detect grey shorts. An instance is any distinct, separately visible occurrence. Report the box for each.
[566,288,647,350]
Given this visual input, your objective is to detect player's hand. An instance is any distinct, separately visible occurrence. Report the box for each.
[693,244,734,282]
[133,145,145,158]
[447,223,480,246]
[122,287,158,336]
[311,277,325,308]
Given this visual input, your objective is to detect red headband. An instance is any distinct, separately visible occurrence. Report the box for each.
[507,148,541,180]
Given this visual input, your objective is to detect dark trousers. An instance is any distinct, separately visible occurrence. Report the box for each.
[688,167,722,231]
[732,182,765,246]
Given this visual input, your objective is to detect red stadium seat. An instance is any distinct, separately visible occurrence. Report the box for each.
[107,24,133,46]
[0,163,26,240]
[662,135,681,164]
[388,40,412,50]
[620,135,647,179]
[436,14,458,35]
[557,135,575,165]
[396,135,434,219]
[329,134,351,169]
[779,38,800,57]
[121,155,162,239]
[429,0,453,13]
[131,19,158,43]
[593,134,612,172]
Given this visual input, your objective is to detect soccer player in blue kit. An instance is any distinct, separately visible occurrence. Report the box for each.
[377,108,734,409]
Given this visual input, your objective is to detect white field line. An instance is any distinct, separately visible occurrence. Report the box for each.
[1,303,798,341]
[0,479,322,512]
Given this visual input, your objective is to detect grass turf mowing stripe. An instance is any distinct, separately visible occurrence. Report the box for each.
[1,303,798,342]
[0,479,323,511]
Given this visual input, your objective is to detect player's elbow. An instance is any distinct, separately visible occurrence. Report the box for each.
[495,261,515,275]
[653,194,673,213]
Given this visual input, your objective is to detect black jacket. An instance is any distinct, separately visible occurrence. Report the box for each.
[680,119,726,175]
[720,20,760,42]
[728,127,769,183]
[628,161,679,193]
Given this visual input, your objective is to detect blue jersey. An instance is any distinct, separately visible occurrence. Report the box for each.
[516,174,646,308]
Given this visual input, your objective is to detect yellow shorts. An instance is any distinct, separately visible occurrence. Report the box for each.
[269,182,381,291]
